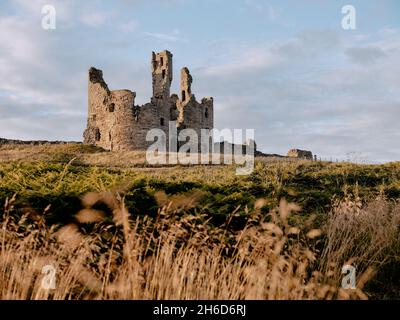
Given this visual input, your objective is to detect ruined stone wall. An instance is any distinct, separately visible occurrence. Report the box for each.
[84,68,137,151]
[83,67,113,148]
[176,68,213,138]
[132,100,170,151]
[213,140,256,155]
[177,99,213,139]
[287,149,313,160]
[200,97,214,130]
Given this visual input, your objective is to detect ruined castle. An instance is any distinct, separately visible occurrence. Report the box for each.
[83,50,214,151]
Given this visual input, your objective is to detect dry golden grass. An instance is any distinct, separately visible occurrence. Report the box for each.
[1,145,399,299]
[320,194,400,294]
[1,190,396,300]
[0,144,148,167]
[0,143,296,168]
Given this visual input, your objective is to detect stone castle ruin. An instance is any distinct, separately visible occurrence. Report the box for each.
[287,149,313,160]
[0,50,315,160]
[83,50,214,151]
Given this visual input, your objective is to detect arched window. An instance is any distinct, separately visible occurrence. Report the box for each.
[205,108,209,118]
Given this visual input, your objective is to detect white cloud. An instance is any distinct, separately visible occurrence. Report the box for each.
[143,29,183,42]
[345,46,386,64]
[194,29,400,162]
[80,12,110,27]
[118,19,138,33]
[0,2,149,141]
[200,47,281,76]
[244,0,287,25]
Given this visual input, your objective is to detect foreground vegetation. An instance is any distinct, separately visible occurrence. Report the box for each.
[0,144,399,299]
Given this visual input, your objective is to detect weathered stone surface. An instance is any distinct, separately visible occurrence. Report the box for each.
[83,50,214,151]
[152,50,173,101]
[287,149,313,160]
[213,139,256,155]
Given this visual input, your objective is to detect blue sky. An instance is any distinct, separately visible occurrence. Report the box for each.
[0,0,400,162]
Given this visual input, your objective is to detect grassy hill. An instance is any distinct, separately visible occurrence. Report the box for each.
[0,144,399,299]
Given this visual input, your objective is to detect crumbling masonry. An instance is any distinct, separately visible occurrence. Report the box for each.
[83,50,214,151]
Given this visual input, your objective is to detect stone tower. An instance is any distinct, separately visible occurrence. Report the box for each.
[180,67,192,103]
[151,50,173,101]
[84,67,137,151]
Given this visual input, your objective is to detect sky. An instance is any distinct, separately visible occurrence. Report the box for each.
[0,0,399,163]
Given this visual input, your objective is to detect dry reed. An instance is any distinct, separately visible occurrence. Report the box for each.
[1,191,398,300]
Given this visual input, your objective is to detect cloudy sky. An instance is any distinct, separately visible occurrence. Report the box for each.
[0,0,399,162]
